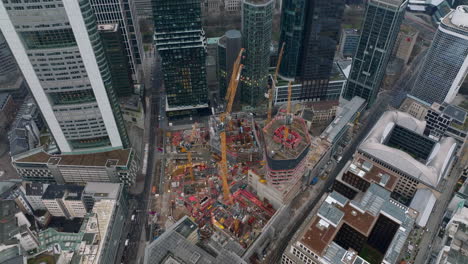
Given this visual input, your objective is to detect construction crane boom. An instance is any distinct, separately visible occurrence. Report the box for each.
[187,123,198,181]
[219,49,244,204]
[284,81,293,140]
[225,48,245,103]
[267,43,285,124]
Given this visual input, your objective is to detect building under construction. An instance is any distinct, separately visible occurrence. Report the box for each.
[262,114,311,188]
[209,112,263,163]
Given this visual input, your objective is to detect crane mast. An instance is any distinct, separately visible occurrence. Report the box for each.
[219,49,244,204]
[187,123,197,181]
[267,42,285,124]
[284,81,293,140]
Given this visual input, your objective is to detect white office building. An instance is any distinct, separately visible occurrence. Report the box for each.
[0,0,129,153]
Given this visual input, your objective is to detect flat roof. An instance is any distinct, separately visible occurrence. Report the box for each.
[15,148,132,167]
[83,183,120,200]
[144,216,247,264]
[322,96,366,143]
[42,185,84,200]
[299,184,416,263]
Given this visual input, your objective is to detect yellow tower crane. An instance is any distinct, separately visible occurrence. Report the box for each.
[187,122,198,181]
[219,48,244,204]
[284,81,293,140]
[267,42,285,124]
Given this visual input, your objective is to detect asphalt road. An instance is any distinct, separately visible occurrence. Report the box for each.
[120,50,165,264]
[414,142,468,264]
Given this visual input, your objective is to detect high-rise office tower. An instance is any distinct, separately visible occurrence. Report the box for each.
[299,0,345,101]
[0,0,129,153]
[343,0,407,107]
[277,0,307,79]
[98,24,133,97]
[90,0,143,83]
[241,0,274,106]
[218,30,242,99]
[153,0,209,114]
[410,6,468,105]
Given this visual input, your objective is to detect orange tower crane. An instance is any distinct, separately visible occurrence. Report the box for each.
[187,122,198,181]
[284,81,293,140]
[219,48,244,204]
[267,42,285,124]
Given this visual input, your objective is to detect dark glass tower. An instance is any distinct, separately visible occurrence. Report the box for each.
[152,0,208,112]
[278,0,307,79]
[99,24,133,98]
[343,0,407,107]
[241,0,274,107]
[299,0,345,101]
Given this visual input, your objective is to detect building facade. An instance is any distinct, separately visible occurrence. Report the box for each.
[277,0,307,79]
[0,0,129,153]
[410,6,468,105]
[299,0,345,102]
[241,0,274,106]
[90,0,143,83]
[343,0,407,107]
[218,30,242,100]
[12,147,138,186]
[339,28,360,58]
[153,0,209,116]
[98,23,133,97]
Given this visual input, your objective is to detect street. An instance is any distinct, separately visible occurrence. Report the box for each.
[120,49,165,264]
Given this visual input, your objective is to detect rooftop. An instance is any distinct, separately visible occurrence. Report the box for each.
[14,148,132,167]
[24,182,47,196]
[42,185,84,200]
[321,96,366,144]
[97,23,118,32]
[347,159,400,191]
[83,182,121,200]
[144,216,247,264]
[263,115,310,162]
[358,111,458,187]
[445,5,468,32]
[298,184,416,263]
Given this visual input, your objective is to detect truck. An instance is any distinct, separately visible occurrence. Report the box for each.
[152,186,157,195]
[311,177,319,185]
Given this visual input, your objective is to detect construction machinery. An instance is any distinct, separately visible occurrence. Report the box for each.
[284,81,293,140]
[187,123,198,181]
[219,48,245,204]
[267,42,285,124]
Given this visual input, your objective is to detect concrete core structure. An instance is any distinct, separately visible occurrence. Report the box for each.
[263,115,310,189]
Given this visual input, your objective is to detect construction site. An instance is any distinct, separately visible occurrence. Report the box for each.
[149,47,341,258]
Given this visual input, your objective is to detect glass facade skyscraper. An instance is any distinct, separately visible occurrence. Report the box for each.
[241,0,274,107]
[410,6,468,105]
[217,30,242,100]
[343,0,407,107]
[299,0,345,101]
[277,0,345,101]
[0,0,129,153]
[90,0,144,83]
[98,24,133,97]
[152,0,209,114]
[278,0,307,79]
